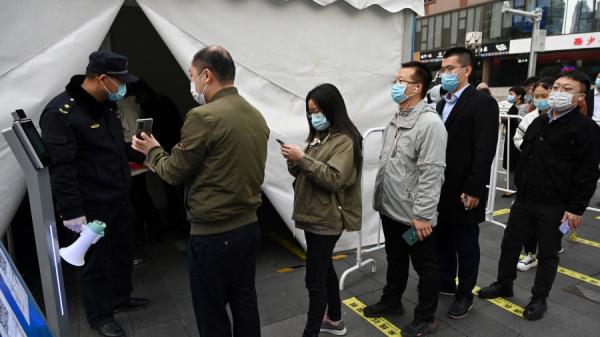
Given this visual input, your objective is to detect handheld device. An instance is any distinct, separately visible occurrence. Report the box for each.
[275,138,285,146]
[135,118,153,139]
[402,227,418,246]
[559,220,571,236]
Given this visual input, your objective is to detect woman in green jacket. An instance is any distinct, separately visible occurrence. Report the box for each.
[281,83,362,337]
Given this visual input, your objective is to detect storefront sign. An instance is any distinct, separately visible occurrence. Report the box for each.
[509,32,600,54]
[479,41,510,57]
[419,50,444,63]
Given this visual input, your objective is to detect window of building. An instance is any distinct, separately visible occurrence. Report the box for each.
[564,0,599,34]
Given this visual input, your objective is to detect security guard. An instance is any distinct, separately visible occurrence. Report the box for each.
[40,51,149,337]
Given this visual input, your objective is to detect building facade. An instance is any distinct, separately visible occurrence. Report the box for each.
[415,0,600,86]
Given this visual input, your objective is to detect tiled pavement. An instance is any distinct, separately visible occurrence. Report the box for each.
[67,188,600,337]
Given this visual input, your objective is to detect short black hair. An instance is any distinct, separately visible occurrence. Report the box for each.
[523,76,540,87]
[401,61,432,99]
[442,47,473,66]
[509,86,526,100]
[192,46,236,83]
[556,70,591,93]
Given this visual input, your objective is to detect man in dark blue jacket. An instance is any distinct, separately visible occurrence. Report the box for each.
[479,71,600,321]
[40,51,148,337]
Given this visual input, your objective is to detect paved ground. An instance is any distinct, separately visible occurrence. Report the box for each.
[67,182,600,337]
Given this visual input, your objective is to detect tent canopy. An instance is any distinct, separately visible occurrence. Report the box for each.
[0,0,423,250]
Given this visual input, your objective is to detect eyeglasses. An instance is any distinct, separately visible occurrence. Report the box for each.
[437,65,466,78]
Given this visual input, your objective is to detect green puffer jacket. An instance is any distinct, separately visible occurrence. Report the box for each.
[288,130,362,233]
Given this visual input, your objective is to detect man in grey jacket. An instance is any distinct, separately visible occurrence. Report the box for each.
[364,61,447,337]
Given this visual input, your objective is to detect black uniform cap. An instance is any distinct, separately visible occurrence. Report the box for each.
[86,50,138,83]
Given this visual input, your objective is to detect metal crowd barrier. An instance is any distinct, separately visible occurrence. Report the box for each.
[485,114,523,228]
[339,127,385,291]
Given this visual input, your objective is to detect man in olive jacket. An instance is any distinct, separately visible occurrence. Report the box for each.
[132,46,269,337]
[364,62,447,337]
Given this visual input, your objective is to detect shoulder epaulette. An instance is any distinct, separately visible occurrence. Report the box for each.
[58,97,76,115]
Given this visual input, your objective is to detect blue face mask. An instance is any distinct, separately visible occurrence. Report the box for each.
[391,83,409,104]
[441,71,461,92]
[596,78,600,88]
[310,112,331,131]
[534,99,551,111]
[507,95,516,103]
[104,77,127,102]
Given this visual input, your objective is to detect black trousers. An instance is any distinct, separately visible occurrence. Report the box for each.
[188,223,261,337]
[523,234,538,255]
[130,172,161,242]
[380,215,439,322]
[435,220,480,300]
[81,202,135,327]
[497,199,564,298]
[303,231,342,337]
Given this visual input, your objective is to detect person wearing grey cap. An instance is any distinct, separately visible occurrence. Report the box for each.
[40,50,149,337]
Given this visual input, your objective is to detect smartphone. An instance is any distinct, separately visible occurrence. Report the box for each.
[275,138,285,146]
[402,227,418,246]
[559,220,571,236]
[136,118,153,139]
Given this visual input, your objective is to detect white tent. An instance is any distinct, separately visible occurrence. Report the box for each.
[0,0,423,251]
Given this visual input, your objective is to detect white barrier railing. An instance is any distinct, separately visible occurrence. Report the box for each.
[339,127,385,291]
[486,114,523,227]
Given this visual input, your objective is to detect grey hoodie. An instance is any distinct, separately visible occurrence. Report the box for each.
[373,100,447,226]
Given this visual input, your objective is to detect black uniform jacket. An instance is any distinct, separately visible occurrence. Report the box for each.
[516,108,600,215]
[40,75,144,220]
[436,84,500,225]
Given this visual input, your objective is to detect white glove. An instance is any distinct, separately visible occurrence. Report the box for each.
[63,216,87,233]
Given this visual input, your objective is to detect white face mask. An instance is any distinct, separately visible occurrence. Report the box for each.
[190,72,208,105]
[548,92,576,113]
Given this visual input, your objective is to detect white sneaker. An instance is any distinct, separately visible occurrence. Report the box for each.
[517,253,538,271]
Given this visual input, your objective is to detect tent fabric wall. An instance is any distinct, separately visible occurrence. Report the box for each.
[0,0,124,234]
[0,0,423,251]
[137,0,422,251]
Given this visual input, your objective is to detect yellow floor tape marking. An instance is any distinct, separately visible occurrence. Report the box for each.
[568,232,600,249]
[493,208,511,216]
[472,286,524,317]
[519,254,600,287]
[343,297,403,336]
[557,266,600,287]
[268,233,307,260]
[268,233,347,273]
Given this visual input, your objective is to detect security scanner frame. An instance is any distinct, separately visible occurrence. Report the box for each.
[2,110,70,337]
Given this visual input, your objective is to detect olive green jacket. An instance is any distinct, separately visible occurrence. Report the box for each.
[147,87,269,235]
[288,130,362,233]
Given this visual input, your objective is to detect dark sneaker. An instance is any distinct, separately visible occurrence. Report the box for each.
[363,301,405,318]
[478,281,514,299]
[401,319,437,337]
[523,297,547,321]
[447,296,473,319]
[113,297,150,313]
[320,319,347,335]
[93,319,125,337]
